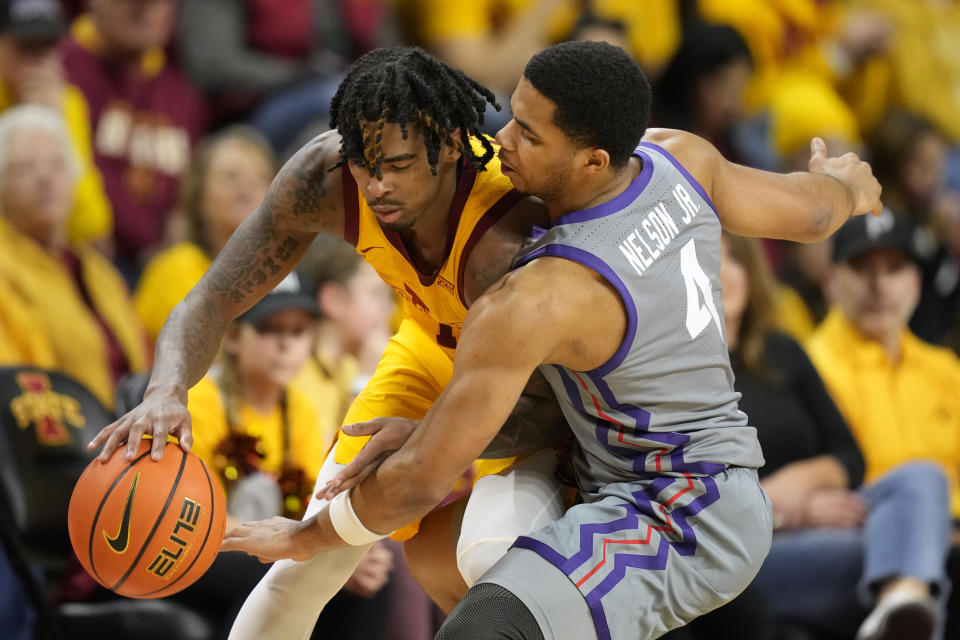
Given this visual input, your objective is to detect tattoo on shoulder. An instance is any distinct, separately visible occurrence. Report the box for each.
[278,144,341,224]
[289,166,329,219]
[202,141,338,308]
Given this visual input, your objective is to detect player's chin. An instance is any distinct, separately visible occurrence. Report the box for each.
[376,214,416,232]
[502,169,528,193]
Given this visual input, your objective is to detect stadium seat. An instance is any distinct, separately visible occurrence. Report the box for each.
[0,366,214,640]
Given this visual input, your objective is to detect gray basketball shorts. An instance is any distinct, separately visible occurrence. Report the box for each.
[478,466,773,640]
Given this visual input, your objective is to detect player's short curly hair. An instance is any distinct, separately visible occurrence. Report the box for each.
[330,47,499,178]
[523,41,650,168]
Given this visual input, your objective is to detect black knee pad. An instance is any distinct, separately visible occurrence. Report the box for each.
[436,583,545,640]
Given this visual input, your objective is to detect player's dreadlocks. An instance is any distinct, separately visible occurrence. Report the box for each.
[330,47,499,178]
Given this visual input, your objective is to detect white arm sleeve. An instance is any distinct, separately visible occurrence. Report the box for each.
[228,448,374,640]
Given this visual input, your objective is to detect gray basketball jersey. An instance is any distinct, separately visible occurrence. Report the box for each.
[514,142,764,491]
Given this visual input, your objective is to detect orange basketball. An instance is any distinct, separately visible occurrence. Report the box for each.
[67,439,226,599]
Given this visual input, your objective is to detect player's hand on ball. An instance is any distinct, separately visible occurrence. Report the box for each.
[808,136,883,217]
[221,517,315,563]
[87,387,193,462]
[319,417,421,500]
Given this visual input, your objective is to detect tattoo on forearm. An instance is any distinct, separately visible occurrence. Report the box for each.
[204,205,307,304]
[153,294,226,391]
[151,140,341,392]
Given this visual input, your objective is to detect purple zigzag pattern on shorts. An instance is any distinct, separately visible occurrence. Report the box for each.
[512,474,720,640]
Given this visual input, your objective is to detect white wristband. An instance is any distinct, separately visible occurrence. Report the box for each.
[328,489,391,546]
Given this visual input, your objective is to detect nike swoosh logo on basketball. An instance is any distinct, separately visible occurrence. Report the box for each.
[104,472,140,553]
[359,246,384,254]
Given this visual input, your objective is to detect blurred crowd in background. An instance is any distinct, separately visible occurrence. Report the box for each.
[2,1,960,639]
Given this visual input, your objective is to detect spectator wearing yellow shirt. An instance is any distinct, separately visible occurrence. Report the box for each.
[404,0,679,135]
[698,0,893,118]
[807,210,956,640]
[0,104,147,409]
[188,272,326,522]
[850,0,960,145]
[0,0,111,246]
[411,0,679,95]
[183,272,396,640]
[0,277,56,367]
[134,126,276,344]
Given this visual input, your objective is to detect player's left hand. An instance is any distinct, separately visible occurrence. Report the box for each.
[221,517,316,563]
[319,417,420,500]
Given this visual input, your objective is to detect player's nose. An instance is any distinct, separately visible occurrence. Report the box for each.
[365,176,393,198]
[494,121,515,150]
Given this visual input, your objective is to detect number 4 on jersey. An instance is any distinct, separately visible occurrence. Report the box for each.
[680,239,723,341]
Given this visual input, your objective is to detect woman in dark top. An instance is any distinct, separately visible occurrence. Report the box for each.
[722,232,864,499]
[722,232,871,638]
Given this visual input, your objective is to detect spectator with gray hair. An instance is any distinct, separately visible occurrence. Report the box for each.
[0,103,148,409]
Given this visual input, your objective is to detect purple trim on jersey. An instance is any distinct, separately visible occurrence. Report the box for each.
[530,225,548,239]
[513,535,570,569]
[638,142,720,219]
[512,475,723,640]
[552,149,654,227]
[554,366,587,413]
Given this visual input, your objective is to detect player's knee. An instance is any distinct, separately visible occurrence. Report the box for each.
[436,583,543,640]
[456,537,513,586]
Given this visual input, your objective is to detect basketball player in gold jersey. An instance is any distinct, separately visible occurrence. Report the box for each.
[88,47,568,638]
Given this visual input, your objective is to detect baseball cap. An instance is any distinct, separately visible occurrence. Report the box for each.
[238,271,320,327]
[0,0,64,43]
[831,208,920,264]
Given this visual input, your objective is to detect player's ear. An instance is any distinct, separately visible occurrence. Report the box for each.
[442,128,464,163]
[583,147,611,174]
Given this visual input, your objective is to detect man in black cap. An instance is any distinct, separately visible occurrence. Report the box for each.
[0,0,65,107]
[805,208,960,640]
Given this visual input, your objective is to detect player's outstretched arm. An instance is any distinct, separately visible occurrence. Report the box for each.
[646,129,882,243]
[89,134,347,462]
[221,264,573,562]
[318,368,567,500]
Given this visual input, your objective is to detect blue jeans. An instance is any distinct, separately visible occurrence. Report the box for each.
[0,545,34,640]
[752,462,953,637]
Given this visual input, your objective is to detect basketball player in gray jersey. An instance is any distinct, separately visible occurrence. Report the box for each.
[222,41,883,639]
